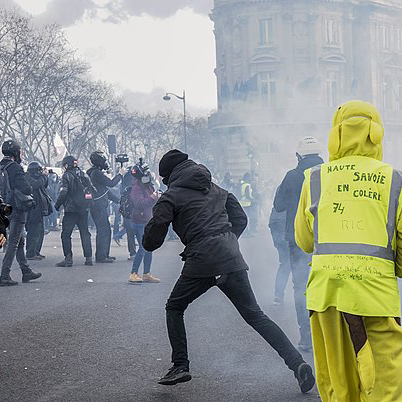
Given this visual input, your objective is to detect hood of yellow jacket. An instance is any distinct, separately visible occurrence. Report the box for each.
[328,100,384,162]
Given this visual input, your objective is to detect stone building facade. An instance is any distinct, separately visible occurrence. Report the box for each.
[209,0,402,180]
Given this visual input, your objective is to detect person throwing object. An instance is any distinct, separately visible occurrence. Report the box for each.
[143,149,315,392]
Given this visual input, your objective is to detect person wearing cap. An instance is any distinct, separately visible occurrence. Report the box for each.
[295,101,402,401]
[142,149,315,392]
[274,136,323,352]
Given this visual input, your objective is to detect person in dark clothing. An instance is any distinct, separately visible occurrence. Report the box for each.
[220,172,234,193]
[142,149,315,393]
[54,156,93,267]
[113,169,136,259]
[26,162,52,260]
[268,206,291,305]
[87,151,124,263]
[45,171,60,231]
[274,136,324,352]
[0,140,42,286]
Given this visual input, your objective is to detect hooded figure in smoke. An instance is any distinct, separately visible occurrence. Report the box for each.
[274,136,323,352]
[142,149,315,392]
[295,100,402,401]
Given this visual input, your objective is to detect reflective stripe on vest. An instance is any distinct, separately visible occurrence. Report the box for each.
[240,183,252,207]
[309,165,402,261]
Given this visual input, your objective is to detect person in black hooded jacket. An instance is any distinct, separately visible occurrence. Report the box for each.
[274,136,324,353]
[26,161,51,260]
[142,149,315,392]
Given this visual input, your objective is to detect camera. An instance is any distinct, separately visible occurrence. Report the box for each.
[0,202,12,216]
[115,153,129,166]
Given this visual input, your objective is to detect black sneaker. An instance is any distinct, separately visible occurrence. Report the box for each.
[56,259,73,267]
[84,258,93,266]
[295,363,315,393]
[26,256,42,260]
[0,277,18,286]
[107,256,116,261]
[158,366,192,386]
[22,272,42,283]
[95,258,114,263]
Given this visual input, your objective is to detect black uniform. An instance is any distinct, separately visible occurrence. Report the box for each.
[274,154,323,350]
[55,167,92,261]
[87,166,121,262]
[143,157,306,374]
[26,172,51,258]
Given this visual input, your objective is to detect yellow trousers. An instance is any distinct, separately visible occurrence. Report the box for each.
[311,307,402,402]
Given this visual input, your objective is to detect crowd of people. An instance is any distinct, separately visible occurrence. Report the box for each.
[0,142,161,285]
[1,100,402,401]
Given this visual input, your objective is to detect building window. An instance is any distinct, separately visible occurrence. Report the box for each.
[325,19,339,45]
[397,84,402,110]
[396,28,402,52]
[259,18,274,46]
[326,73,338,107]
[379,25,390,50]
[260,72,276,107]
[382,81,393,110]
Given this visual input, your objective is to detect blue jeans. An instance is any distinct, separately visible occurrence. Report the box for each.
[131,223,152,274]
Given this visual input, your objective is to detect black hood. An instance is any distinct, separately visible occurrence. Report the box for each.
[168,160,211,193]
[297,154,324,172]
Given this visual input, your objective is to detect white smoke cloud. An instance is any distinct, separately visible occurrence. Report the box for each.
[23,0,213,27]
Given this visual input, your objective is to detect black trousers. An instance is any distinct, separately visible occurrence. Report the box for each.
[61,212,92,258]
[90,205,111,261]
[166,270,304,372]
[26,219,44,258]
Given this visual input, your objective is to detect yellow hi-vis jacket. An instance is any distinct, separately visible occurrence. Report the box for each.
[296,156,402,317]
[295,101,402,318]
[239,181,252,207]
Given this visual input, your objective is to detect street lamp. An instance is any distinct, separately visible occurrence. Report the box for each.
[163,90,187,152]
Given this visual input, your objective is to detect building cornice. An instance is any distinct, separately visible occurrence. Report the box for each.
[212,0,402,11]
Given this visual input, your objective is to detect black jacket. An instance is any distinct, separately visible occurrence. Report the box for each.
[55,167,92,214]
[87,167,121,207]
[274,154,323,243]
[27,173,51,224]
[121,171,133,192]
[46,174,60,202]
[143,160,248,278]
[0,158,32,209]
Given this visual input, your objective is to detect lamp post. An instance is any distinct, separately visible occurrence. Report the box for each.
[163,90,187,152]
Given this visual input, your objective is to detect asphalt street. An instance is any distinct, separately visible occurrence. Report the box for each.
[0,229,330,401]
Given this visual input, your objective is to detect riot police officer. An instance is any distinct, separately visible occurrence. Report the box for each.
[87,151,125,263]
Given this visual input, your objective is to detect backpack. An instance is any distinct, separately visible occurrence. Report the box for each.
[70,169,93,209]
[0,162,12,203]
[119,186,133,219]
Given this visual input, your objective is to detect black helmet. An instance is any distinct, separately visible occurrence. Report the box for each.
[90,151,108,170]
[131,158,150,179]
[62,155,77,169]
[2,139,22,164]
[27,161,43,174]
